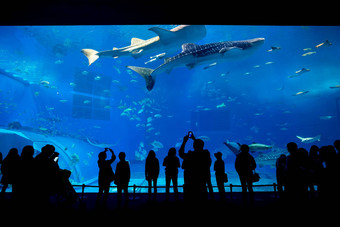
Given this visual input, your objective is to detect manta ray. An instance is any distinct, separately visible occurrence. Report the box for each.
[81,25,206,65]
[127,37,265,91]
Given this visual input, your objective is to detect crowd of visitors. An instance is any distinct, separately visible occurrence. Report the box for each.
[0,144,76,208]
[1,132,340,210]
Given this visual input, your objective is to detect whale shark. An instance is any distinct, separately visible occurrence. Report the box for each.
[223,140,272,155]
[249,143,272,151]
[81,25,206,66]
[127,37,265,91]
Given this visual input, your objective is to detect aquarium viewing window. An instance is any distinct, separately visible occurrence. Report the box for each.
[0,25,339,191]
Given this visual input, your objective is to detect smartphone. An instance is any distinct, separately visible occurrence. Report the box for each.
[54,157,59,162]
[188,131,193,138]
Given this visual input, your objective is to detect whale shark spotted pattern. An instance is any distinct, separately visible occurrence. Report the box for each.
[128,38,265,90]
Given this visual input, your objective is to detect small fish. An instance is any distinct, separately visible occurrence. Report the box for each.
[267,46,281,52]
[40,80,50,85]
[154,114,162,118]
[144,58,157,64]
[59,99,68,103]
[46,107,54,111]
[83,100,91,104]
[315,40,332,48]
[265,61,274,65]
[123,108,133,112]
[203,62,217,70]
[81,70,89,75]
[137,108,144,114]
[216,102,226,108]
[288,68,311,78]
[330,85,340,89]
[295,68,310,74]
[94,76,101,80]
[293,91,309,96]
[54,59,63,64]
[319,115,334,120]
[302,51,316,56]
[151,140,164,149]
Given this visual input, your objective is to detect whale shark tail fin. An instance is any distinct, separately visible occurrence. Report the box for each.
[126,66,155,91]
[81,49,99,66]
[296,136,304,141]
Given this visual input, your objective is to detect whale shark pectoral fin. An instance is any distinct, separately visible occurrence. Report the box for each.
[131,49,144,59]
[126,66,155,91]
[219,47,234,54]
[148,27,175,45]
[219,46,240,56]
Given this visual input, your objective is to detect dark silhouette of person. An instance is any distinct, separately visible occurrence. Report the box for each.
[115,152,130,206]
[296,147,309,201]
[179,132,211,201]
[214,152,226,200]
[96,148,116,207]
[34,144,59,205]
[235,144,256,204]
[163,147,180,200]
[17,145,35,204]
[308,145,321,199]
[1,148,20,199]
[145,150,159,200]
[58,169,77,207]
[318,145,338,203]
[285,142,299,201]
[275,154,287,199]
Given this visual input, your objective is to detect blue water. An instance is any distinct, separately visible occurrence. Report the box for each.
[0,25,339,191]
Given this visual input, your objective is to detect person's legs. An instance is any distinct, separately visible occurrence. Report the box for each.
[246,178,254,204]
[165,174,171,200]
[172,174,179,199]
[153,178,157,199]
[147,179,152,199]
[239,175,247,203]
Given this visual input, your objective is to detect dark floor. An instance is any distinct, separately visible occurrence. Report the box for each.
[0,192,337,223]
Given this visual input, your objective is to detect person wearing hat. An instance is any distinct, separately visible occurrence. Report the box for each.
[214,152,226,200]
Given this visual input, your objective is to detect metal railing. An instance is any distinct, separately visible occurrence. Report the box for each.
[72,183,278,200]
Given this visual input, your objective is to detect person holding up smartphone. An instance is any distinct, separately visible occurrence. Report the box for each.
[97,148,116,207]
[179,131,212,201]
